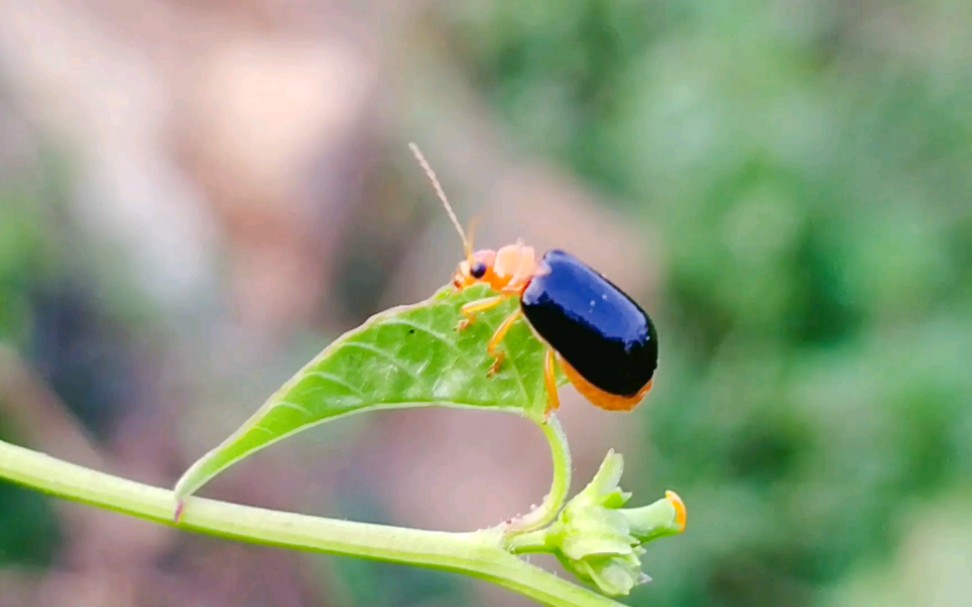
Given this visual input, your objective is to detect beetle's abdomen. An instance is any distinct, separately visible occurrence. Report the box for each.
[521,250,657,397]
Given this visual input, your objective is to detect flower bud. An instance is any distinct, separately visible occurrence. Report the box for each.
[542,450,686,596]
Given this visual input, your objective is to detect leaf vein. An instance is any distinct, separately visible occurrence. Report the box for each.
[502,327,533,407]
[340,340,424,383]
[381,318,503,401]
[303,370,368,399]
[275,400,313,417]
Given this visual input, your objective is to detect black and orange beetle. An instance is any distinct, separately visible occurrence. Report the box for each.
[410,144,658,416]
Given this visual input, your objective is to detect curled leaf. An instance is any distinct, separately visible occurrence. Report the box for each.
[176,285,559,501]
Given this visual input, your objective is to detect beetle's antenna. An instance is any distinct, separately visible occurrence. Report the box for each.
[409,142,472,257]
[466,216,480,253]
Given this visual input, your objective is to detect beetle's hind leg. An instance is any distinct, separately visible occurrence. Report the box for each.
[486,308,522,376]
[543,349,561,417]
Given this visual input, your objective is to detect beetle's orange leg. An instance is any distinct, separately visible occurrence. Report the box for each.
[499,281,528,296]
[486,308,522,376]
[458,295,509,330]
[543,349,561,417]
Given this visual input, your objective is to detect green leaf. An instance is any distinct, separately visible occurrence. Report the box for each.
[175,284,559,500]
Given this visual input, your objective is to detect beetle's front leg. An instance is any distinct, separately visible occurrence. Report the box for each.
[458,295,508,331]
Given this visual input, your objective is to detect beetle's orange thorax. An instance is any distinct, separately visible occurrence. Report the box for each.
[454,243,538,294]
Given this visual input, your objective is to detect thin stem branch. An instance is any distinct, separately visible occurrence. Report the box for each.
[501,415,572,536]
[0,439,623,607]
[508,528,555,554]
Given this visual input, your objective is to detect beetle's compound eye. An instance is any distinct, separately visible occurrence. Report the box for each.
[470,262,487,279]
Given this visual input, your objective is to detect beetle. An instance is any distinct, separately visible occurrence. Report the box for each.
[410,143,658,415]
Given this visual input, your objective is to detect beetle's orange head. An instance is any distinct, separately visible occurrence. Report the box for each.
[410,143,537,293]
[453,249,497,289]
[454,242,538,293]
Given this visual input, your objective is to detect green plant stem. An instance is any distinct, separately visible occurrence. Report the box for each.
[501,414,572,536]
[0,439,622,607]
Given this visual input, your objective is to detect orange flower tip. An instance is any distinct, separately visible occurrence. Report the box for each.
[665,490,687,533]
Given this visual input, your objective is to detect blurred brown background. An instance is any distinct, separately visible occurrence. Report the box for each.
[1,1,971,606]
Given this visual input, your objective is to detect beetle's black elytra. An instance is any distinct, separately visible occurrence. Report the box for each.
[521,250,658,397]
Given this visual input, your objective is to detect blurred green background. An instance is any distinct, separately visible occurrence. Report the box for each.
[1,1,971,606]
